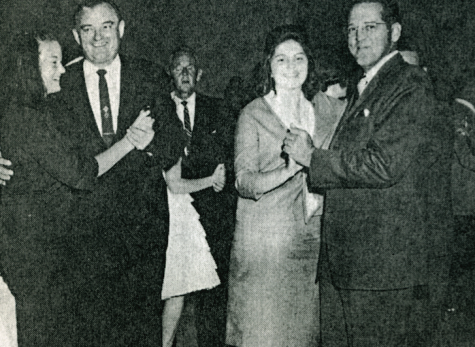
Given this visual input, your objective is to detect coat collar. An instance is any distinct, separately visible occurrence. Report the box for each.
[332,53,405,140]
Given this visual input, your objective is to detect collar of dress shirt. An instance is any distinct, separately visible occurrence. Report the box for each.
[171,91,197,129]
[83,55,121,133]
[363,50,399,86]
[83,54,121,80]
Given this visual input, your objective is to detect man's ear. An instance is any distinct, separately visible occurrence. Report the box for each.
[390,22,402,43]
[72,29,81,45]
[119,20,125,39]
[196,69,203,82]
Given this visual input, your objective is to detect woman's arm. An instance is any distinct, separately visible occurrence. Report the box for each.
[234,110,302,200]
[164,157,225,194]
[95,109,154,176]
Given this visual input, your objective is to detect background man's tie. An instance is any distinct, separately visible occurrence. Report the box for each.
[182,100,192,155]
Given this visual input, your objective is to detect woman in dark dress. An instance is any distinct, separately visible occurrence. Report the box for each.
[0,32,154,346]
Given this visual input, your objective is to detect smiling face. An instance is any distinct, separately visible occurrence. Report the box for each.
[348,2,401,72]
[171,53,202,100]
[270,39,308,92]
[72,2,124,68]
[38,40,65,95]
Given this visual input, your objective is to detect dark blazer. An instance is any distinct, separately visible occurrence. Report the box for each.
[309,54,453,290]
[58,57,171,275]
[154,92,236,280]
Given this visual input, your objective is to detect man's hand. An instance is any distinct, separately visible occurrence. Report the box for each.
[456,118,472,137]
[126,109,155,150]
[283,124,315,167]
[212,163,225,192]
[0,153,13,186]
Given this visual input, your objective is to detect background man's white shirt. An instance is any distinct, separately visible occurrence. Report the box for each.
[171,91,196,130]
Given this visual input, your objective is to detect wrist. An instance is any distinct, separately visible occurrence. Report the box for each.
[123,135,136,150]
[302,146,315,167]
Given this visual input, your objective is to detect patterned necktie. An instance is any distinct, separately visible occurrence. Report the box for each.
[182,100,192,155]
[181,101,192,137]
[97,69,114,147]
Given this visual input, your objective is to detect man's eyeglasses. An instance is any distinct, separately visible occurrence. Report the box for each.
[347,22,386,37]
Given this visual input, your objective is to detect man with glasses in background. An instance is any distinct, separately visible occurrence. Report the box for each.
[284,0,453,345]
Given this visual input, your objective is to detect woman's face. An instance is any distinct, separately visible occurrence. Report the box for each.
[270,39,308,91]
[38,40,65,95]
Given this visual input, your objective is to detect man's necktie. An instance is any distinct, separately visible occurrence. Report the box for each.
[182,100,192,155]
[357,74,368,96]
[97,69,114,147]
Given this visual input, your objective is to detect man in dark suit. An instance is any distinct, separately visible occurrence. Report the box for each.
[284,0,453,346]
[156,46,235,347]
[58,1,174,345]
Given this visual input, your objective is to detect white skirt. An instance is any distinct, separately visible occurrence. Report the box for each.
[161,188,220,300]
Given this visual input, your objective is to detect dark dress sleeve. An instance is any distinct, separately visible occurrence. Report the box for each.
[0,102,98,193]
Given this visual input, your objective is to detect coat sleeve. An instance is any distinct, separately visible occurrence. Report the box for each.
[2,105,98,191]
[234,106,296,200]
[145,94,185,171]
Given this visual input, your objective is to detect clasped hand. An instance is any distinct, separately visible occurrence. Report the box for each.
[0,152,13,186]
[283,124,315,167]
[126,108,155,150]
[456,118,472,137]
[212,164,226,192]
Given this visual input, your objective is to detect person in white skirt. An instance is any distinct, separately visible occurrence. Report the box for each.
[160,46,228,347]
[161,157,225,347]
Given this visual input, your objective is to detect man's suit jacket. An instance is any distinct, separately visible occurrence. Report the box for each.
[58,57,171,273]
[309,54,453,290]
[154,92,236,280]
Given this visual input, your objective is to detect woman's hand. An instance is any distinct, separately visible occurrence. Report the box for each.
[212,164,226,192]
[126,108,155,150]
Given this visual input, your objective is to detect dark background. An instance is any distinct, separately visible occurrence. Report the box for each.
[0,0,474,99]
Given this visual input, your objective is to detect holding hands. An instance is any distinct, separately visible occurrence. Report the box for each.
[283,124,315,168]
[126,108,155,150]
[0,152,13,186]
[164,158,226,194]
[456,117,472,137]
[212,164,226,192]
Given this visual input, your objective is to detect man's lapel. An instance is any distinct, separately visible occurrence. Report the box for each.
[191,93,207,138]
[330,53,403,146]
[74,65,105,144]
[117,59,135,138]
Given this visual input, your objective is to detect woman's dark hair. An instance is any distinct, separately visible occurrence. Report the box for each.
[255,24,316,100]
[6,32,57,108]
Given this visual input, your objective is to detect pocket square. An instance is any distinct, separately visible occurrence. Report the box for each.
[363,109,370,117]
[211,129,217,134]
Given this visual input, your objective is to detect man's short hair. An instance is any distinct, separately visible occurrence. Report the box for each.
[349,0,401,27]
[74,0,122,29]
[168,46,199,74]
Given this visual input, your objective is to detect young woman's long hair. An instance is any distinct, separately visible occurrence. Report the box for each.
[6,32,57,108]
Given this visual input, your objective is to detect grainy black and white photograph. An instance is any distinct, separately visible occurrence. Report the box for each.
[0,0,474,346]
